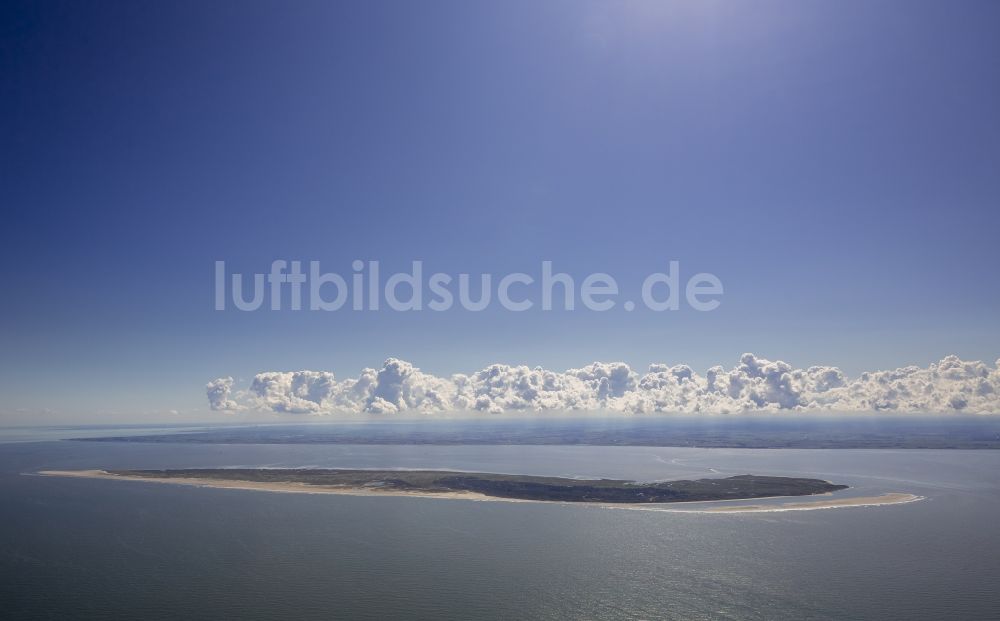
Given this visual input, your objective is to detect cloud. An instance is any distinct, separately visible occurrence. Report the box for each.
[248,371,338,413]
[205,376,240,411]
[207,354,1000,415]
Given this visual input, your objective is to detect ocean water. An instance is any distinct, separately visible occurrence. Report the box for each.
[1,435,998,619]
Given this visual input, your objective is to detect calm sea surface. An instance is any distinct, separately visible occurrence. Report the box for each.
[1,432,998,619]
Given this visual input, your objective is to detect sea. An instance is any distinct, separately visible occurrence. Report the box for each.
[1,426,998,620]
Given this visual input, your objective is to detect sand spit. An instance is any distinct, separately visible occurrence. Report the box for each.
[36,470,521,502]
[630,492,925,514]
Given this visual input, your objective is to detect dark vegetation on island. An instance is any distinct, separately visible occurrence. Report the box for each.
[109,469,849,503]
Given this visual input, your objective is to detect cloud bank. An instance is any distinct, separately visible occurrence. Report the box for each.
[207,354,1000,415]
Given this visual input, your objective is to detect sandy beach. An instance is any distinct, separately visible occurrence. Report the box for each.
[37,470,513,502]
[653,492,924,513]
[36,470,923,512]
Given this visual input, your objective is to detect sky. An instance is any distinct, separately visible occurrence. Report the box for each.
[2,1,999,422]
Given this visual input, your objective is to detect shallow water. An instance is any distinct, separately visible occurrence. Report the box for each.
[2,438,999,619]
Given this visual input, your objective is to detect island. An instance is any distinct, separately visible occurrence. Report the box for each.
[40,469,848,503]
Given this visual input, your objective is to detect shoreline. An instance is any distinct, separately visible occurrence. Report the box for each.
[37,470,514,503]
[36,469,923,512]
[643,492,924,513]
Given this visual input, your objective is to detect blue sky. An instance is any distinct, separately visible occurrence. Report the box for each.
[2,1,999,422]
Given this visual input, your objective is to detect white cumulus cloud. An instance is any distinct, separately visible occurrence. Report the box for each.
[205,377,240,411]
[206,355,1000,415]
